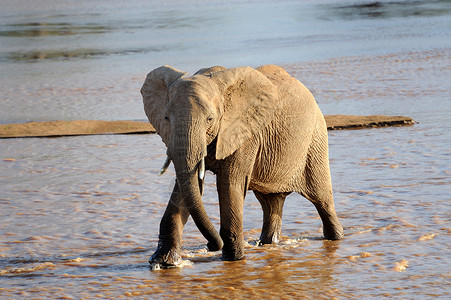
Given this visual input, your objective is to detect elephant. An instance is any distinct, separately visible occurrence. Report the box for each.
[141,64,344,267]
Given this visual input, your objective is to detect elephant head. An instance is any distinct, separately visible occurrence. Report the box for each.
[141,65,279,250]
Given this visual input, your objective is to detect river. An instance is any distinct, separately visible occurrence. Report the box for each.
[0,0,450,298]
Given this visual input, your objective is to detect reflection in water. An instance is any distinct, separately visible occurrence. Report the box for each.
[147,239,343,298]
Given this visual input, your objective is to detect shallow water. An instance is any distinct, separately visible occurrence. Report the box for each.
[1,0,451,298]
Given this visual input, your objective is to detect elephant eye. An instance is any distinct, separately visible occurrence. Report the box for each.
[207,115,214,123]
[164,116,169,122]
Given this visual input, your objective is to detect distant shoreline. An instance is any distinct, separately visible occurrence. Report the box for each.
[0,115,415,138]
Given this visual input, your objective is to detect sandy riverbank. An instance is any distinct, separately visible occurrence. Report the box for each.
[0,115,414,138]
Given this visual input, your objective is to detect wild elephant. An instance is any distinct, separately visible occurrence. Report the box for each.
[141,65,343,267]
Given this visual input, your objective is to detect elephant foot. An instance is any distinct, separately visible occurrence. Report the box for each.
[259,228,282,245]
[259,237,279,245]
[149,242,182,268]
[222,252,245,261]
[221,244,245,261]
[149,253,181,269]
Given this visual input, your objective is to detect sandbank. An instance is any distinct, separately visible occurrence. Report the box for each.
[0,115,414,138]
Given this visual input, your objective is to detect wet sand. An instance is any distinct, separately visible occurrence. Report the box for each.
[0,115,415,138]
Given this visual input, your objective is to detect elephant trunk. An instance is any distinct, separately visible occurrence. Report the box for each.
[176,169,223,251]
[169,128,223,251]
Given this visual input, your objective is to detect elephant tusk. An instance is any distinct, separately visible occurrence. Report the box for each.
[198,157,205,196]
[158,156,171,176]
[199,176,204,196]
[198,157,205,181]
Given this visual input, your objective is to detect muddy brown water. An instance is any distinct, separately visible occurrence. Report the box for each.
[1,121,449,298]
[1,0,450,298]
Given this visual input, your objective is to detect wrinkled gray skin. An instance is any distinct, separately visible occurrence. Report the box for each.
[141,65,343,266]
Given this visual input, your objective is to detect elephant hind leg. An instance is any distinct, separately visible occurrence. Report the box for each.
[310,195,344,240]
[301,182,343,240]
[254,191,290,244]
[302,137,344,241]
[301,178,343,240]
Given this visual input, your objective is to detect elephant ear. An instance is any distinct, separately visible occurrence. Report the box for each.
[210,67,279,160]
[141,65,187,147]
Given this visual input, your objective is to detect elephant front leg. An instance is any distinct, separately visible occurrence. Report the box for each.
[150,182,189,267]
[254,191,289,244]
[217,178,247,261]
